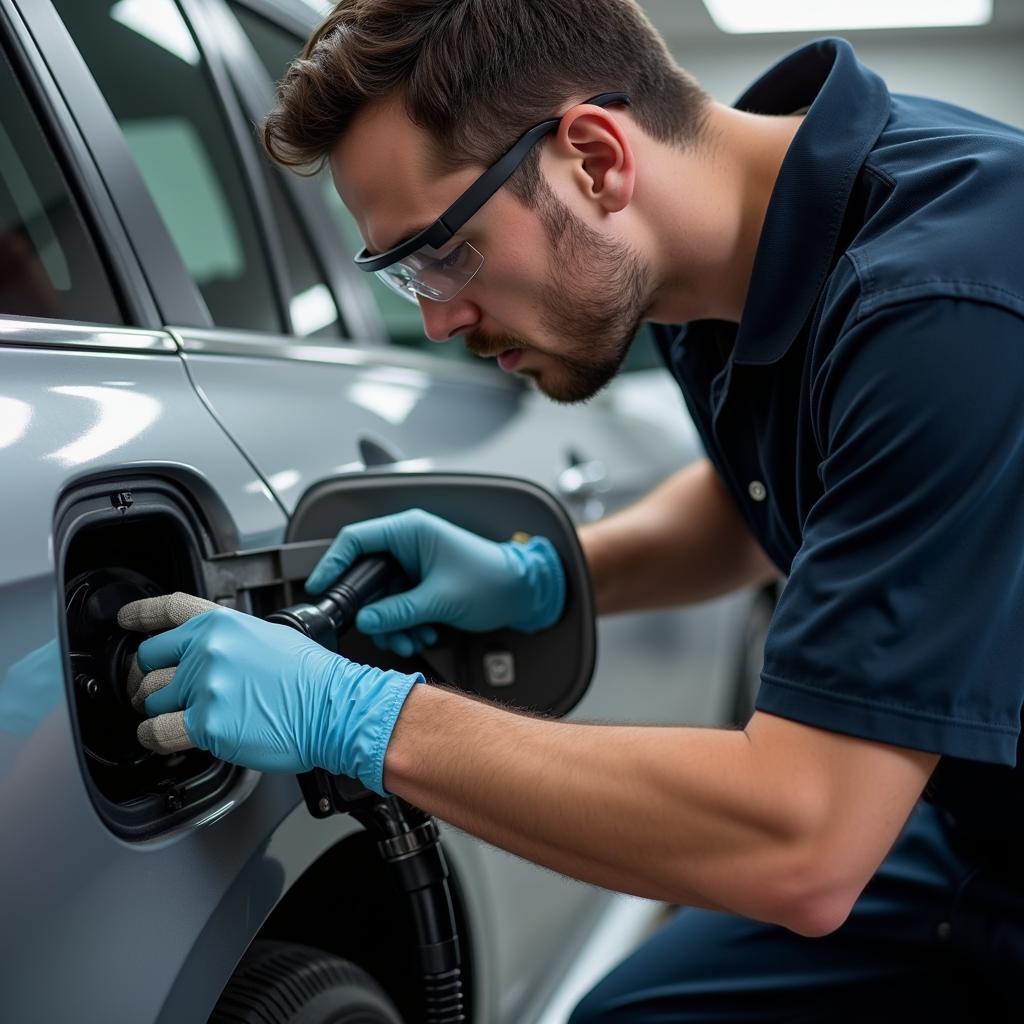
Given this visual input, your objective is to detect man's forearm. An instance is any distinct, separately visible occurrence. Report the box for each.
[384,683,833,932]
[580,459,779,616]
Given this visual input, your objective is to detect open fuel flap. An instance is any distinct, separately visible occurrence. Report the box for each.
[57,472,594,840]
[284,472,596,717]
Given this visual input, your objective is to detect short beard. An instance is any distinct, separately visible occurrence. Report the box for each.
[467,182,651,404]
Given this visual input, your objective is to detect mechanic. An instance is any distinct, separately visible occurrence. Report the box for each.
[116,1,1024,1018]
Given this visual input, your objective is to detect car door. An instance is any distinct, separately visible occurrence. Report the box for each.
[0,6,300,1021]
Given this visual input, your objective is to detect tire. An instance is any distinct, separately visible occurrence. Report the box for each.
[208,940,404,1024]
[729,585,778,726]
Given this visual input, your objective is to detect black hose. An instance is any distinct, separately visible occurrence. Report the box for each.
[274,557,467,1023]
[422,969,465,1024]
[355,798,466,1024]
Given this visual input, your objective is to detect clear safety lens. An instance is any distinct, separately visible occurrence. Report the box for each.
[374,242,483,304]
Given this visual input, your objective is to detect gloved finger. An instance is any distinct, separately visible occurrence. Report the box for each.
[304,530,362,595]
[395,626,436,651]
[407,622,436,647]
[117,592,220,633]
[135,607,217,673]
[412,624,438,648]
[304,512,420,594]
[355,583,433,634]
[379,626,436,658]
[126,652,144,704]
[137,710,194,755]
[368,630,421,658]
[141,662,188,718]
[387,632,417,659]
[129,665,176,714]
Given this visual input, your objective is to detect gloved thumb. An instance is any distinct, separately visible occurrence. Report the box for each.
[355,584,434,635]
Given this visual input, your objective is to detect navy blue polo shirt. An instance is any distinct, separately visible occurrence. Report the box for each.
[653,38,1024,844]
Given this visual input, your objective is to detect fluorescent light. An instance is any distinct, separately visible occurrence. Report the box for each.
[702,0,992,33]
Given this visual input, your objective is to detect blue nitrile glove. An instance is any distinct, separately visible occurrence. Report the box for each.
[116,594,422,795]
[304,510,567,657]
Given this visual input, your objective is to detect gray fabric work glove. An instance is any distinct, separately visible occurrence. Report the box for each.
[120,592,219,754]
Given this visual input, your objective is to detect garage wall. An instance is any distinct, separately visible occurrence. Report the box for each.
[668,34,1024,129]
[638,1,1024,129]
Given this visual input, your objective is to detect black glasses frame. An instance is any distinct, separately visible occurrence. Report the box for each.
[353,92,631,273]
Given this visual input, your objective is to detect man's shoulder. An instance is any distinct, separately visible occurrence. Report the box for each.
[842,94,1024,322]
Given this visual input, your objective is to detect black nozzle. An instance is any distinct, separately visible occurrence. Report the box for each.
[266,555,401,652]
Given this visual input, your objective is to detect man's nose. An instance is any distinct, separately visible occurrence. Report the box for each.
[417,294,479,344]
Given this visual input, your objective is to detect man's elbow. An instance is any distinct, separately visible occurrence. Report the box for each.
[778,890,856,938]
[767,849,866,938]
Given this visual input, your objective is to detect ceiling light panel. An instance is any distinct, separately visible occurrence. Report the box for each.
[702,0,993,34]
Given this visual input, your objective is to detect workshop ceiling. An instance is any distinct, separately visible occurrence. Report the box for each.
[640,0,1024,45]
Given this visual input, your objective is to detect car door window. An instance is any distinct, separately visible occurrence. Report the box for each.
[0,48,122,325]
[229,2,471,361]
[53,0,283,334]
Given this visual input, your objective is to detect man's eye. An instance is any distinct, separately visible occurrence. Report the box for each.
[439,244,465,269]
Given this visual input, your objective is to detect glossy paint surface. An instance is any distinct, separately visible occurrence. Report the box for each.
[0,327,358,1023]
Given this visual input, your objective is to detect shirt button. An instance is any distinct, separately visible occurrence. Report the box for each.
[748,480,767,502]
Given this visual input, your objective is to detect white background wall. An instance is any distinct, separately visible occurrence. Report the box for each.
[639,0,1024,128]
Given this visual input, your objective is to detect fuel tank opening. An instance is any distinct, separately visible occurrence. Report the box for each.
[56,480,243,839]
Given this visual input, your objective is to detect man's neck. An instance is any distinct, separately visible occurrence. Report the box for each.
[641,102,804,326]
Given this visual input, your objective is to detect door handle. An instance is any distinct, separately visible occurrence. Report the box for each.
[557,459,609,522]
[557,459,608,498]
[358,435,404,467]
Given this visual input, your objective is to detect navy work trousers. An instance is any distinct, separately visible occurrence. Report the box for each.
[569,802,1023,1022]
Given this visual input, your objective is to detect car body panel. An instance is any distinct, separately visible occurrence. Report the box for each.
[0,326,285,1021]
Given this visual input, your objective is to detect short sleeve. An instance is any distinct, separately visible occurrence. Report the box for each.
[757,298,1024,764]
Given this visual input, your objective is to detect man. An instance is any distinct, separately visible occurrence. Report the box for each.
[117,1,1024,1017]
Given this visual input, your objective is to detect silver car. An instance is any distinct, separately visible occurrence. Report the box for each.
[0,1,763,1020]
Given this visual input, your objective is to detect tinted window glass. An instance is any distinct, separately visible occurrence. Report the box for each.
[54,0,282,333]
[230,3,464,357]
[0,51,122,324]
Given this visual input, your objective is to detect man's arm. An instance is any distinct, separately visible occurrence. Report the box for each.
[580,458,779,616]
[385,687,937,937]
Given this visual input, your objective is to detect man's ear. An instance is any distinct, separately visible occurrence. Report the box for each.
[553,103,636,214]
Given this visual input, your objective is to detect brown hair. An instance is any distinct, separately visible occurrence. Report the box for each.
[263,0,708,204]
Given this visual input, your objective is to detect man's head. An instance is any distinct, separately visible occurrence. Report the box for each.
[263,0,710,402]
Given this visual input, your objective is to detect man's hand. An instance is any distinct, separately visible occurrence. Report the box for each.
[117,595,423,795]
[304,510,566,656]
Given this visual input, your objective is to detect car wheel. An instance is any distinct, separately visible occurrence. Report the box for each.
[208,940,404,1023]
[730,585,778,726]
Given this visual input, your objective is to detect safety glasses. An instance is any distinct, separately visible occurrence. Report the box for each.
[353,92,630,304]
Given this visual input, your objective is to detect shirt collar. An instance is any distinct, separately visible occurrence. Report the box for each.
[729,37,891,364]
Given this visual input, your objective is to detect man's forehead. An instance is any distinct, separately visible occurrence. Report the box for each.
[329,100,480,253]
